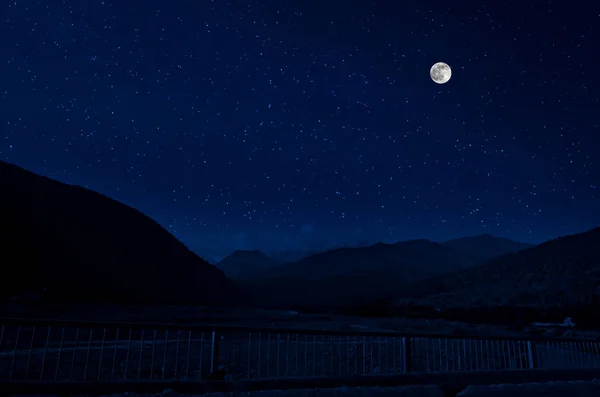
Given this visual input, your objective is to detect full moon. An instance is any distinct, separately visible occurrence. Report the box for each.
[430,62,452,84]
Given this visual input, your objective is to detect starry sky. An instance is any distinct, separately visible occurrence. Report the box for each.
[1,0,599,260]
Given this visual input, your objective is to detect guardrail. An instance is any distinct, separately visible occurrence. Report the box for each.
[0,317,599,384]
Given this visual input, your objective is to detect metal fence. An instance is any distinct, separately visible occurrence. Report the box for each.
[1,318,599,383]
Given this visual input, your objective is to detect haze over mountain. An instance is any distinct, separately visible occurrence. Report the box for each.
[407,227,600,309]
[0,160,244,306]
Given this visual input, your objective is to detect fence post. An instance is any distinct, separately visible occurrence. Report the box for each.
[210,331,221,375]
[402,337,412,373]
[527,341,535,369]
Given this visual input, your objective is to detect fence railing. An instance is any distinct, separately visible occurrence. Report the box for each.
[0,317,599,383]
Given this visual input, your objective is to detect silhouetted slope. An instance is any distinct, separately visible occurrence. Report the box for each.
[241,239,484,308]
[267,239,483,280]
[0,160,244,306]
[216,250,281,278]
[410,227,600,308]
[443,233,533,261]
[267,249,319,264]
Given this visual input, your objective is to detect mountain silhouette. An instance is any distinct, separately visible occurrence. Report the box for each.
[408,227,600,308]
[266,249,321,264]
[240,239,485,308]
[443,233,533,261]
[266,239,483,280]
[0,160,244,306]
[216,250,281,278]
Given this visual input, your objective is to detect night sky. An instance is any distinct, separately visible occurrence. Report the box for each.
[1,0,599,260]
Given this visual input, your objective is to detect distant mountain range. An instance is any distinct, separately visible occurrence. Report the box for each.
[443,233,533,260]
[442,233,533,261]
[230,228,599,316]
[217,235,533,279]
[0,160,244,306]
[3,159,598,320]
[192,247,323,266]
[216,250,283,279]
[401,227,600,309]
[224,235,533,308]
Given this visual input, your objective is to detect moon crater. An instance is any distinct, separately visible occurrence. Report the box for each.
[430,62,452,84]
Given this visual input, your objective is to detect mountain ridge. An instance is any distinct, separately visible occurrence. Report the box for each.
[443,233,533,261]
[238,235,531,308]
[403,226,600,308]
[0,160,245,306]
[216,249,282,278]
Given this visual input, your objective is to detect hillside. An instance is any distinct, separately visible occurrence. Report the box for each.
[0,160,245,306]
[216,250,281,278]
[406,227,600,308]
[266,249,320,264]
[267,239,483,280]
[443,233,533,261]
[240,239,485,308]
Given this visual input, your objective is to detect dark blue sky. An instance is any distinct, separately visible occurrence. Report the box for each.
[1,0,598,259]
